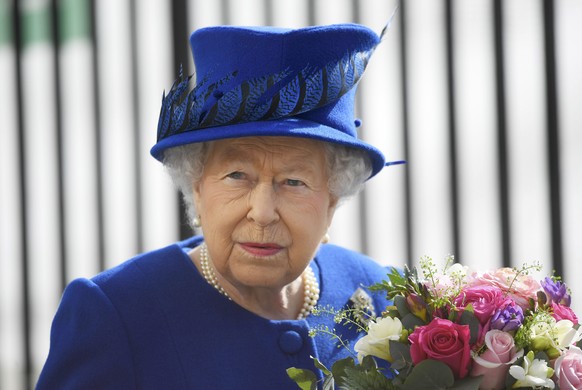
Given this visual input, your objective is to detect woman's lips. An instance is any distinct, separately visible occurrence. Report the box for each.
[239,242,283,257]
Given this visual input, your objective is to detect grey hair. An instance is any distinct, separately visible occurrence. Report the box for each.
[162,140,372,228]
[322,142,372,199]
[163,142,209,225]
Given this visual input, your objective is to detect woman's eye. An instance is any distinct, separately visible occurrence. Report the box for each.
[286,179,305,187]
[227,171,245,180]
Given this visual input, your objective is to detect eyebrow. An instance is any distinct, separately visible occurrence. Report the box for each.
[218,146,321,174]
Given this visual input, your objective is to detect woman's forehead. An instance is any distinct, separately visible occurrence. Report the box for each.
[208,136,326,160]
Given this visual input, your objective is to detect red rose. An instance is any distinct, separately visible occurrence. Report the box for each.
[409,318,472,379]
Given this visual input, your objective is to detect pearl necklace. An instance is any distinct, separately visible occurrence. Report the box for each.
[199,242,320,320]
[199,243,231,300]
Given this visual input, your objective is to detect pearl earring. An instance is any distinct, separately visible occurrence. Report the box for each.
[193,215,201,228]
[322,233,330,244]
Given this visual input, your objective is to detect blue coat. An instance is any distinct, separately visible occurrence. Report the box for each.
[37,236,392,389]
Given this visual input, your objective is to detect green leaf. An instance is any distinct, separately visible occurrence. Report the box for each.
[313,357,331,376]
[340,366,397,390]
[390,359,407,371]
[450,375,483,389]
[401,360,454,390]
[534,350,550,362]
[401,312,426,330]
[537,290,547,306]
[286,368,318,390]
[389,340,412,364]
[370,267,406,298]
[360,355,378,370]
[394,295,411,317]
[528,297,536,310]
[322,374,335,390]
[459,310,479,345]
[331,357,357,389]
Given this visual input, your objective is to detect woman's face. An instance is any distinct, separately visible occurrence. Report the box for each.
[193,136,337,291]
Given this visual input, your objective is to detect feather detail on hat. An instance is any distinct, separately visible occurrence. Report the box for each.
[157,67,239,141]
[156,17,396,143]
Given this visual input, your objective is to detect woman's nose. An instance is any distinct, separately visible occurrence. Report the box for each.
[246,183,279,226]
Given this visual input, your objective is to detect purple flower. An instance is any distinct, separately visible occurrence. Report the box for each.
[542,277,571,307]
[490,303,524,332]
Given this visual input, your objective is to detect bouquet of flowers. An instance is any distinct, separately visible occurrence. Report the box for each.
[288,256,582,389]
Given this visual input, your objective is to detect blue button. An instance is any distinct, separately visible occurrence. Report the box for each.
[278,330,303,354]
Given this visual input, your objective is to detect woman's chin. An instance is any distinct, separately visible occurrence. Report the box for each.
[229,264,297,291]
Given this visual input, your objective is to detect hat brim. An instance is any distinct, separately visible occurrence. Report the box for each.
[150,118,386,179]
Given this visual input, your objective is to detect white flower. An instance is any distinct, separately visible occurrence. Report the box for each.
[554,319,582,349]
[429,263,470,297]
[446,263,469,278]
[529,318,556,351]
[509,351,555,389]
[354,316,403,363]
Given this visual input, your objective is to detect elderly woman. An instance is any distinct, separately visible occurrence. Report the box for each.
[38,22,401,389]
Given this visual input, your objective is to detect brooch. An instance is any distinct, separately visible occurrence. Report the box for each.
[349,287,376,326]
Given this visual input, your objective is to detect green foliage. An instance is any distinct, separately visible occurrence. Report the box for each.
[330,357,357,389]
[308,322,355,358]
[286,367,318,390]
[389,358,477,390]
[388,340,411,364]
[458,309,480,345]
[311,305,370,334]
[309,305,376,359]
[400,313,426,330]
[514,309,554,351]
[370,256,476,325]
[534,350,551,362]
[396,360,482,390]
[449,376,484,390]
[369,267,416,300]
[313,357,332,376]
[288,356,394,390]
[401,360,454,389]
[388,340,413,384]
[339,368,397,390]
[288,357,486,390]
[338,356,396,390]
[393,295,410,317]
[537,290,548,307]
[370,266,432,305]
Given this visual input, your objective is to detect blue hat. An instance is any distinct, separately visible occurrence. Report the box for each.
[151,23,402,178]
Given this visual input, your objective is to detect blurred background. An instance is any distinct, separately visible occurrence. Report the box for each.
[1,0,581,388]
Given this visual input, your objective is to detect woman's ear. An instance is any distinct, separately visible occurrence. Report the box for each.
[329,195,339,210]
[326,196,338,229]
[192,180,202,211]
[192,142,210,211]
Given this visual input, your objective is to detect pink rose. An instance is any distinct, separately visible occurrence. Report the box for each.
[553,346,582,389]
[409,318,472,379]
[551,302,579,325]
[470,330,524,389]
[469,268,541,309]
[454,285,510,325]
